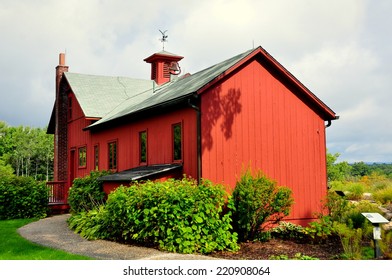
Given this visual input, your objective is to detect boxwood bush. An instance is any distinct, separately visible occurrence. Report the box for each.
[69,177,239,254]
[0,176,48,219]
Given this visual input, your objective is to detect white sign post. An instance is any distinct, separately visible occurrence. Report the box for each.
[362,212,389,258]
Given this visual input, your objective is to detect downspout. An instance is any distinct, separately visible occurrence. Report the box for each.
[325,115,339,128]
[188,96,202,184]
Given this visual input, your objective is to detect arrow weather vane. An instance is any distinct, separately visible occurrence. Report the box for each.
[159,30,168,50]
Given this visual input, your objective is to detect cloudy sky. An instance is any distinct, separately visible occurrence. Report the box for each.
[0,0,391,163]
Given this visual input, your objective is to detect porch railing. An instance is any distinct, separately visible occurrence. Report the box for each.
[47,181,68,204]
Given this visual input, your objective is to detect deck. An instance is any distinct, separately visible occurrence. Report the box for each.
[47,181,70,214]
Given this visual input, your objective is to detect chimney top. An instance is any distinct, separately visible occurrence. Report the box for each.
[59,53,66,66]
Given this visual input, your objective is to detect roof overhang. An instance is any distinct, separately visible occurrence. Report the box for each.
[97,164,183,182]
[144,51,184,63]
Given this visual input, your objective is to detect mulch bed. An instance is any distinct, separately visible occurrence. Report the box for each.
[210,238,344,260]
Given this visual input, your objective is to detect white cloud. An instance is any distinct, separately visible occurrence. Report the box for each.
[289,42,380,109]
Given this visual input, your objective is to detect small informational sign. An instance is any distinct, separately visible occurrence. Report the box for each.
[361,212,389,224]
[361,212,389,258]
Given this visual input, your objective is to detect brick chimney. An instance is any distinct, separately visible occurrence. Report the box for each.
[144,51,183,85]
[54,53,69,182]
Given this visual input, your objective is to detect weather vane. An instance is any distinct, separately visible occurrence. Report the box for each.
[159,30,168,50]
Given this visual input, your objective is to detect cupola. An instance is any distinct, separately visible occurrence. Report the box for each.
[144,50,183,85]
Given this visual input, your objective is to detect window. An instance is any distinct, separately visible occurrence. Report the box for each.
[139,131,147,164]
[94,145,99,170]
[78,146,87,168]
[173,123,182,161]
[108,141,117,170]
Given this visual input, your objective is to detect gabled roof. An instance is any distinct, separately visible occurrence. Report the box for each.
[62,46,336,130]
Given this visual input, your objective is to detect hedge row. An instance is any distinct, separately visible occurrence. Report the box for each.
[0,176,48,220]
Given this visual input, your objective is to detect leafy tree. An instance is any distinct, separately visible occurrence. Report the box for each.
[351,161,371,177]
[0,156,13,179]
[326,151,352,181]
[0,121,53,180]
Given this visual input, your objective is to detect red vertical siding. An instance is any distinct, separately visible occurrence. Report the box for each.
[66,96,198,185]
[201,59,328,225]
[67,93,91,184]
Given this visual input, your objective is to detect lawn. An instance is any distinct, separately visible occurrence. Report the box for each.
[0,219,92,260]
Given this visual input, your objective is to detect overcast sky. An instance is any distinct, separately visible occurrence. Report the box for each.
[0,0,391,163]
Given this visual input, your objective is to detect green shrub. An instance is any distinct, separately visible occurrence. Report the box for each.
[0,176,48,219]
[305,216,336,242]
[323,191,353,223]
[328,180,346,192]
[334,222,363,260]
[380,231,392,259]
[68,205,108,240]
[70,177,239,254]
[329,180,371,200]
[346,182,366,200]
[373,187,392,205]
[343,200,380,231]
[271,222,307,241]
[232,170,294,242]
[68,170,110,213]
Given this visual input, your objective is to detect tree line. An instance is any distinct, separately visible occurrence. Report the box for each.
[327,151,392,181]
[0,121,53,181]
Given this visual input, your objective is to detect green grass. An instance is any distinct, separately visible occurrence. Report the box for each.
[0,219,92,260]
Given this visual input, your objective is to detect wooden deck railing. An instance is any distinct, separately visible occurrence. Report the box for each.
[47,181,68,204]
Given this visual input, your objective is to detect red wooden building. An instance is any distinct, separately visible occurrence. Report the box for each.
[47,46,337,224]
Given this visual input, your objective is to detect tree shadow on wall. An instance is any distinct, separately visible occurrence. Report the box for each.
[202,86,242,152]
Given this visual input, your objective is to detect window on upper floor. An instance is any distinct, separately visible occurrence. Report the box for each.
[139,130,147,164]
[78,146,87,168]
[108,141,117,171]
[172,123,182,161]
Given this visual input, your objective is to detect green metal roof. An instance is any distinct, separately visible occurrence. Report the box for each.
[64,73,153,118]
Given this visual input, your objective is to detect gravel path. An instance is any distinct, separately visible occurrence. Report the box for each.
[17,214,216,260]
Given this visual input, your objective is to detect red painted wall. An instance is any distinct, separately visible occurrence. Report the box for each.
[66,93,198,187]
[65,57,329,225]
[200,59,328,225]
